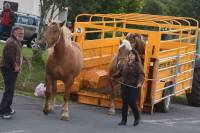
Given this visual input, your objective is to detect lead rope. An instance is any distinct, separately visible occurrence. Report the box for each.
[22,60,33,87]
[110,77,138,89]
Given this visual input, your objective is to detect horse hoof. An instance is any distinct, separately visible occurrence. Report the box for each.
[48,109,54,113]
[61,116,70,121]
[43,109,49,115]
[108,110,116,115]
[108,108,116,115]
[108,111,115,115]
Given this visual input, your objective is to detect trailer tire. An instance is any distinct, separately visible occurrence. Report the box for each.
[186,61,200,107]
[155,82,173,113]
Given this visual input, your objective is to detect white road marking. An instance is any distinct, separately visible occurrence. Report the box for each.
[143,117,195,123]
[182,120,200,124]
[1,130,31,133]
[143,117,200,130]
[55,104,62,107]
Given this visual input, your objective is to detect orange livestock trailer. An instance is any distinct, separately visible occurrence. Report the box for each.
[57,13,199,113]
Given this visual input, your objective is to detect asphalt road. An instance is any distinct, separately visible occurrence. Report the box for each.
[0,92,200,133]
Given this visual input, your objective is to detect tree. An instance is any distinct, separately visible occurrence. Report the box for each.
[67,0,144,21]
[167,0,200,21]
[96,0,144,13]
[141,0,169,15]
[141,0,200,21]
[67,0,100,21]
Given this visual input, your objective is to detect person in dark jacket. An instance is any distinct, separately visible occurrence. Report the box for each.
[112,49,144,126]
[0,3,17,35]
[0,26,30,119]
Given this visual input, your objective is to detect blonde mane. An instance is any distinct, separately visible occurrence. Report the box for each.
[119,39,132,51]
[62,26,72,45]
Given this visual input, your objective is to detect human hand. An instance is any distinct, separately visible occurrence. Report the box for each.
[28,62,33,71]
[110,77,113,81]
[111,73,119,79]
[14,63,20,72]
[137,84,142,88]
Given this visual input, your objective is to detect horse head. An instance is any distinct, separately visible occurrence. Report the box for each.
[125,33,141,47]
[39,20,72,49]
[125,33,146,59]
[116,39,132,70]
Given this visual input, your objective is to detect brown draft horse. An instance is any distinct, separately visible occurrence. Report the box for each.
[39,20,83,120]
[108,35,144,115]
[125,33,146,62]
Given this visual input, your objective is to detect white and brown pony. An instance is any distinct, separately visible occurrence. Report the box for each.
[39,20,83,120]
[108,39,133,114]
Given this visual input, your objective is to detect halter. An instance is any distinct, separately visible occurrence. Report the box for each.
[119,39,132,51]
[43,21,73,49]
[42,23,63,49]
[51,23,63,48]
[116,54,129,70]
[116,39,132,70]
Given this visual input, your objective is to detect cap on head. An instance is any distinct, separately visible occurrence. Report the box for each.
[4,2,11,10]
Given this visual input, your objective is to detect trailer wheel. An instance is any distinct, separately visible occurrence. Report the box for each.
[155,82,173,113]
[186,61,200,107]
[186,93,193,106]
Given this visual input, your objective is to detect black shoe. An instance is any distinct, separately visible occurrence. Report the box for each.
[133,119,140,126]
[118,121,126,126]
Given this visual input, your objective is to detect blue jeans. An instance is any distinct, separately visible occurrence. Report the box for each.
[0,24,12,35]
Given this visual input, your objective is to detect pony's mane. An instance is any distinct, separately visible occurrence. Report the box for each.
[119,39,132,51]
[62,26,72,45]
